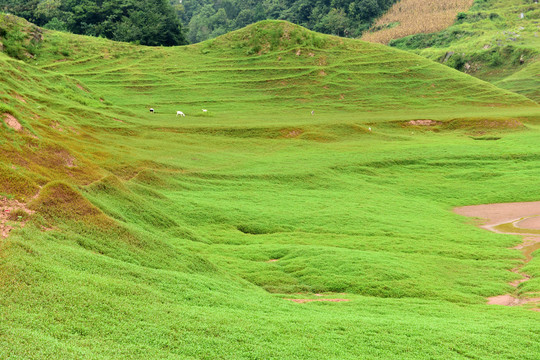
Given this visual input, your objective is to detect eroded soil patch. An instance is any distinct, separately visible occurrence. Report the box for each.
[407,119,440,126]
[455,201,540,310]
[2,113,22,131]
[0,197,34,238]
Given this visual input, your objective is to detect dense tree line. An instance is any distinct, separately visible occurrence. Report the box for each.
[0,0,186,46]
[0,0,398,46]
[172,0,399,43]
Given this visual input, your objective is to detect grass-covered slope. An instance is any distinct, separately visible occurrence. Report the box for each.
[1,16,540,359]
[386,0,539,102]
[35,20,533,114]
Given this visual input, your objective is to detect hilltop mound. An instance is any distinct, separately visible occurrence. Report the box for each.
[200,20,336,55]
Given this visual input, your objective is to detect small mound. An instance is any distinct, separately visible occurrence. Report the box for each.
[446,118,524,130]
[30,181,111,224]
[202,20,334,55]
[2,113,22,131]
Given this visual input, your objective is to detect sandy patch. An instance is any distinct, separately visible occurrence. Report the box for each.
[76,84,89,92]
[455,201,540,227]
[2,113,22,131]
[281,129,303,138]
[407,119,440,126]
[514,216,540,230]
[487,295,540,307]
[455,201,540,310]
[267,259,279,263]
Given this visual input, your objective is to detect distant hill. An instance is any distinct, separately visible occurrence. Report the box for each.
[369,0,539,102]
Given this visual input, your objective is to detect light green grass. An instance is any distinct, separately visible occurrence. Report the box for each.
[0,16,539,359]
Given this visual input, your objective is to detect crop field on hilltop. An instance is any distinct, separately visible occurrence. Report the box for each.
[1,15,540,359]
[362,0,474,44]
[385,0,540,102]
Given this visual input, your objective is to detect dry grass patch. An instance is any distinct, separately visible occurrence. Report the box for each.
[362,0,474,44]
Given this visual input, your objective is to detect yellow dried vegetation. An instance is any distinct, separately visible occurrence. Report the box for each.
[361,0,474,44]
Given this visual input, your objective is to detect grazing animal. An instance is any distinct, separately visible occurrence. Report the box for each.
[311,110,314,115]
[202,109,208,113]
[368,127,371,132]
[176,111,185,117]
[150,108,154,113]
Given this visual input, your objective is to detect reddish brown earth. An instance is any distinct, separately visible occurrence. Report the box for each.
[455,202,540,310]
[2,113,22,131]
[0,197,34,238]
[407,119,440,126]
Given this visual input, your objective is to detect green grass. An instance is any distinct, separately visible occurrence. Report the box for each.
[1,16,540,359]
[388,0,540,102]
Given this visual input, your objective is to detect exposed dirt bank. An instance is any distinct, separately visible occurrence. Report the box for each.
[0,197,34,238]
[455,202,540,310]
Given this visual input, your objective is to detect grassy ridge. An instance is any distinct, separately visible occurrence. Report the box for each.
[1,16,540,358]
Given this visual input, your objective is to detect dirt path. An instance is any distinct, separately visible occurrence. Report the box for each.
[455,202,540,310]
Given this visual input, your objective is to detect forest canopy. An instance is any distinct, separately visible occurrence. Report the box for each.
[173,0,400,43]
[0,0,187,46]
[0,0,399,45]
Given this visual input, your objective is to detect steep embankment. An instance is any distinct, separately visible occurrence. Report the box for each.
[1,15,540,359]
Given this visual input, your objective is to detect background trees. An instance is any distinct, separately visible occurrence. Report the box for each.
[174,0,399,43]
[0,0,399,45]
[0,0,187,46]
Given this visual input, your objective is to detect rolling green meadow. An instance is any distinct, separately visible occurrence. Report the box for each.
[1,14,540,359]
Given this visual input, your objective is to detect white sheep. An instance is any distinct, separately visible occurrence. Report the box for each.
[150,108,154,113]
[176,111,185,117]
[202,109,208,113]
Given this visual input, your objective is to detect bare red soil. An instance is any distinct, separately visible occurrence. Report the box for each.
[455,202,540,310]
[0,197,34,238]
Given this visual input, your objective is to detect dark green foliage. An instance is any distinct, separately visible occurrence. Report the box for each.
[0,14,42,60]
[175,0,400,43]
[0,0,186,46]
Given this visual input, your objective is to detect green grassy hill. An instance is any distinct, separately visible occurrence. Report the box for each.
[388,0,539,102]
[1,15,540,359]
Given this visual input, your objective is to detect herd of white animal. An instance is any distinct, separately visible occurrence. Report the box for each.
[148,108,373,132]
[148,108,207,116]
